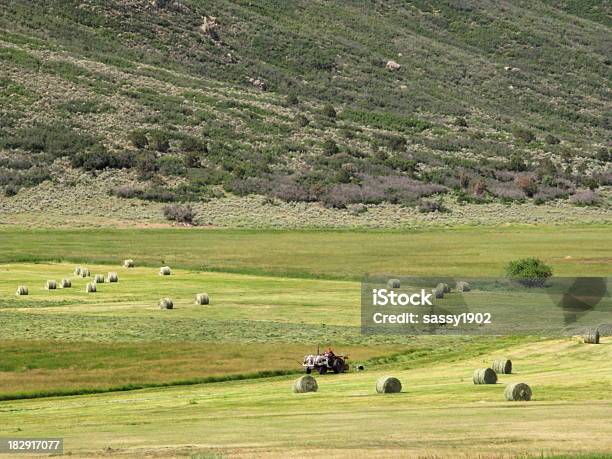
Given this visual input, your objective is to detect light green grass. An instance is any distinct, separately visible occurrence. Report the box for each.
[1,225,610,279]
[1,338,610,458]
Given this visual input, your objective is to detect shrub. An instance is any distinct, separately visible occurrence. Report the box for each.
[3,185,18,197]
[135,151,159,178]
[163,204,196,224]
[323,139,339,156]
[286,94,299,106]
[507,153,528,172]
[322,104,336,118]
[544,134,560,145]
[569,190,601,206]
[149,131,171,152]
[296,114,309,127]
[454,117,468,127]
[515,175,538,197]
[111,185,141,199]
[512,127,536,144]
[533,186,567,204]
[2,123,99,158]
[418,199,448,213]
[505,257,552,287]
[375,133,406,152]
[180,136,207,153]
[157,156,186,176]
[128,130,149,149]
[71,147,134,171]
[489,182,526,201]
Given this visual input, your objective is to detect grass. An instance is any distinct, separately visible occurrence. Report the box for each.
[0,337,610,457]
[0,225,610,279]
[0,340,409,401]
[0,225,610,456]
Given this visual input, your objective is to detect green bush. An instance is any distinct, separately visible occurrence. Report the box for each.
[323,139,339,156]
[149,131,171,152]
[128,130,149,149]
[322,104,336,119]
[505,257,552,287]
[512,127,536,144]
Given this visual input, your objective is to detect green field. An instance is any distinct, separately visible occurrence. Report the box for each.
[1,224,611,278]
[1,338,610,457]
[0,224,611,457]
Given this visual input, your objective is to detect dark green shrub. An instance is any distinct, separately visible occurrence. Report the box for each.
[180,136,207,153]
[135,151,159,178]
[323,139,339,156]
[508,153,528,172]
[544,134,560,145]
[149,131,170,152]
[128,130,149,149]
[157,156,186,176]
[455,117,468,127]
[418,199,448,213]
[505,258,552,287]
[296,114,309,127]
[286,94,299,106]
[322,104,336,118]
[3,185,18,197]
[512,127,536,144]
[71,147,133,171]
[375,133,406,152]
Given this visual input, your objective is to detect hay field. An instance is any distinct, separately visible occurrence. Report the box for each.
[1,224,611,279]
[0,224,610,457]
[1,337,610,458]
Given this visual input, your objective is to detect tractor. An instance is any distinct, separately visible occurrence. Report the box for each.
[302,346,349,374]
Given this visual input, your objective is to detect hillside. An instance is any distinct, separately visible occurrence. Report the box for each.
[0,0,610,226]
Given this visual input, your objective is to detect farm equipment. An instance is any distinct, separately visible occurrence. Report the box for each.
[302,346,349,374]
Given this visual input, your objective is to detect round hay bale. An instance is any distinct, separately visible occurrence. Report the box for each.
[456,281,471,292]
[160,266,171,276]
[79,268,90,278]
[492,359,512,374]
[46,280,57,290]
[504,382,532,401]
[387,278,401,289]
[16,286,28,296]
[85,282,96,293]
[159,298,174,309]
[195,293,209,305]
[94,274,105,284]
[60,278,72,288]
[583,330,600,344]
[293,375,318,393]
[123,259,135,268]
[74,266,82,276]
[434,284,444,299]
[357,365,365,371]
[107,272,118,283]
[473,368,497,384]
[441,282,451,293]
[376,376,402,394]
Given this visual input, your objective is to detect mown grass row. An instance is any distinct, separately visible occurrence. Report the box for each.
[0,369,299,402]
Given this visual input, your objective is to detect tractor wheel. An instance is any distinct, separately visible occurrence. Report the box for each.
[317,366,327,375]
[332,358,345,374]
[306,367,312,374]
